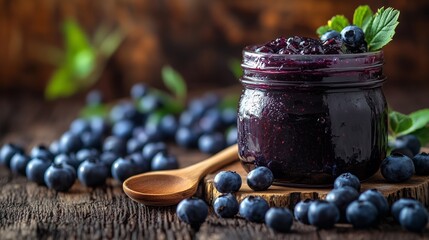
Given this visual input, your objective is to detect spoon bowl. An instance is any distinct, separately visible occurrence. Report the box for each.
[123,144,238,206]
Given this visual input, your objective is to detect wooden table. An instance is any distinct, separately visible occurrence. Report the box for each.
[1,91,429,240]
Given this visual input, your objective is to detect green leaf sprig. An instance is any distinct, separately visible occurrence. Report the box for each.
[389,109,429,146]
[317,5,400,51]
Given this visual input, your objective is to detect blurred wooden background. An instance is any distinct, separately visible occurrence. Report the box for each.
[0,0,428,98]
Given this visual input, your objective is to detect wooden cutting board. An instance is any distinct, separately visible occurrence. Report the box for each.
[203,148,429,208]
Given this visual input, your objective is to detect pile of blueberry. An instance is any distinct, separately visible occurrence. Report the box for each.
[254,25,367,55]
[0,83,237,192]
[177,170,429,233]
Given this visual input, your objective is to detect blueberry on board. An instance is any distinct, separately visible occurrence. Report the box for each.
[390,148,414,159]
[127,152,150,173]
[213,193,239,218]
[110,101,141,124]
[99,151,118,172]
[77,158,108,187]
[89,117,110,137]
[391,198,423,222]
[81,131,102,150]
[188,99,206,118]
[130,83,148,100]
[151,152,179,171]
[10,153,30,175]
[76,149,99,162]
[213,170,242,193]
[70,118,91,135]
[226,127,237,146]
[144,124,163,142]
[179,110,199,127]
[111,157,137,183]
[30,145,54,161]
[198,108,223,133]
[399,204,429,232]
[159,114,178,139]
[246,166,274,191]
[221,108,237,127]
[198,132,226,154]
[394,134,421,156]
[103,136,127,156]
[239,196,270,223]
[26,157,52,185]
[333,172,361,191]
[59,132,83,154]
[54,153,81,171]
[86,89,103,106]
[326,186,359,220]
[307,200,340,229]
[138,94,163,114]
[176,127,200,148]
[126,138,146,154]
[0,143,24,168]
[142,142,167,161]
[112,120,135,140]
[201,93,221,109]
[265,207,293,233]
[44,163,76,192]
[380,153,415,183]
[358,189,389,218]
[176,198,208,229]
[49,140,61,156]
[340,25,366,51]
[346,200,379,229]
[320,30,341,42]
[412,152,429,175]
[294,199,313,224]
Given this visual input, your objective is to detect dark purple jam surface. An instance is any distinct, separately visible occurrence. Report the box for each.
[238,49,387,187]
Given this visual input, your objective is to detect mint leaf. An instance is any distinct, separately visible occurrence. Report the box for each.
[161,65,187,101]
[389,111,413,134]
[410,127,429,146]
[353,5,373,29]
[400,109,429,134]
[80,104,108,118]
[328,15,350,32]
[365,7,400,51]
[45,66,77,99]
[316,25,330,37]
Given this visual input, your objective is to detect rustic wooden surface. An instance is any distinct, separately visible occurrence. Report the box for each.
[1,93,429,239]
[204,159,429,208]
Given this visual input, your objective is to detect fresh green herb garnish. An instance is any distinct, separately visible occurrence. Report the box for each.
[317,5,400,51]
[389,109,429,146]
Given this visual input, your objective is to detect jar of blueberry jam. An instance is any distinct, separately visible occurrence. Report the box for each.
[237,37,388,187]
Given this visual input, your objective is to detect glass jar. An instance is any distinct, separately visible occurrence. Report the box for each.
[238,47,387,187]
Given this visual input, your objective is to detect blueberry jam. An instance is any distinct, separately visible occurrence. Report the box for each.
[238,37,387,187]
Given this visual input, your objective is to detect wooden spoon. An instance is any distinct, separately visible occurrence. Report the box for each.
[123,144,238,206]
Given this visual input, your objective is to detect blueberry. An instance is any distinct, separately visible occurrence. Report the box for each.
[399,204,428,232]
[0,143,24,168]
[59,132,83,154]
[151,152,179,171]
[144,124,163,142]
[198,132,226,154]
[213,193,239,218]
[81,131,102,150]
[26,157,52,185]
[179,111,199,127]
[10,153,30,175]
[159,114,178,139]
[294,199,313,224]
[199,109,223,133]
[394,134,421,156]
[103,136,127,156]
[127,152,150,173]
[176,198,208,229]
[390,148,414,159]
[89,117,109,137]
[111,157,137,183]
[346,200,379,229]
[112,120,135,139]
[412,152,429,175]
[126,138,146,154]
[54,153,81,171]
[221,108,237,126]
[138,94,163,114]
[391,198,422,222]
[30,145,54,161]
[49,140,61,156]
[86,89,103,106]
[326,186,359,220]
[320,30,341,41]
[188,99,206,118]
[110,101,140,123]
[99,151,118,171]
[226,127,237,146]
[44,163,76,192]
[307,200,340,229]
[130,83,148,100]
[75,149,99,162]
[213,171,242,193]
[70,118,91,135]
[142,142,167,161]
[265,207,293,233]
[380,153,415,183]
[246,166,273,191]
[201,93,221,109]
[334,172,361,191]
[176,127,200,148]
[77,158,108,187]
[340,25,366,52]
[239,196,270,223]
[358,189,389,218]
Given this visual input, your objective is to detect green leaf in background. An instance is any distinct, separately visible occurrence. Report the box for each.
[400,109,429,134]
[219,94,240,110]
[389,111,413,135]
[228,59,243,79]
[316,25,331,37]
[328,15,350,32]
[80,104,109,118]
[45,66,77,99]
[410,127,429,146]
[353,5,373,30]
[365,7,400,51]
[162,65,187,101]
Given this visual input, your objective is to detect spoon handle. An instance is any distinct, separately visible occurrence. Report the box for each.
[184,144,238,178]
